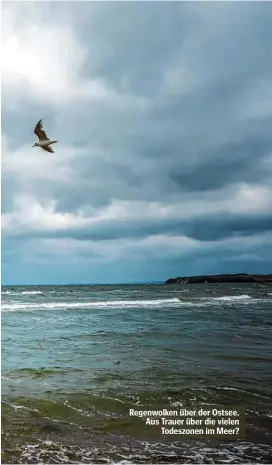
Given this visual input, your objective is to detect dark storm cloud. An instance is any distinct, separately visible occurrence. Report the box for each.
[184,212,272,242]
[4,210,272,245]
[2,1,272,283]
[170,133,272,193]
[46,1,272,210]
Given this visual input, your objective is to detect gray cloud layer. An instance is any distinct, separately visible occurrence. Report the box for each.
[2,1,272,284]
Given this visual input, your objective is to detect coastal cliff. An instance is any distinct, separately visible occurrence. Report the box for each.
[164,273,272,284]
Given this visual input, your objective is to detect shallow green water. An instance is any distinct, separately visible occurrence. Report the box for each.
[2,284,272,463]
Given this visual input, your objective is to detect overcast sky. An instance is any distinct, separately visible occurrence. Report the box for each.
[2,1,272,285]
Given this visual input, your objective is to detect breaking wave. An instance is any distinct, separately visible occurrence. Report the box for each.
[1,297,181,312]
[2,293,271,313]
[1,290,43,295]
[212,295,252,301]
[4,438,272,464]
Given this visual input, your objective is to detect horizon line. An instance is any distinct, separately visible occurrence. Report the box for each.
[2,272,272,287]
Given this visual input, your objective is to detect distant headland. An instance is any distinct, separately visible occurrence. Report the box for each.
[164,273,272,284]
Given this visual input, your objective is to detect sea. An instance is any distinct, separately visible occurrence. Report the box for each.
[1,283,272,464]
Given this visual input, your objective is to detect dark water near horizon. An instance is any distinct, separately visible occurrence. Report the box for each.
[2,283,272,464]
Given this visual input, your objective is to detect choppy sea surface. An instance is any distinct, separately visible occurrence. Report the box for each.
[2,283,272,464]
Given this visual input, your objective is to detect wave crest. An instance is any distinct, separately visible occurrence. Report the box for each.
[2,297,181,312]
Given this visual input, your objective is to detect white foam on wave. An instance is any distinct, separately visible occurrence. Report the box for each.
[22,291,43,295]
[3,401,39,413]
[2,297,181,312]
[216,386,271,399]
[2,290,43,295]
[212,295,252,301]
[3,293,270,312]
[15,438,272,464]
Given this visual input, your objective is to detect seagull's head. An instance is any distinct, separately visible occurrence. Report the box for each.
[32,142,38,147]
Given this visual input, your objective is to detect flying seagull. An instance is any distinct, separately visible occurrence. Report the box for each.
[33,119,58,153]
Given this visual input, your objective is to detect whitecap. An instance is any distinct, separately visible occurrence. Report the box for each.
[212,295,252,301]
[1,297,182,312]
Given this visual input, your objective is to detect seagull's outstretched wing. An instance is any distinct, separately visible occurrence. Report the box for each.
[42,145,54,153]
[34,119,49,141]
